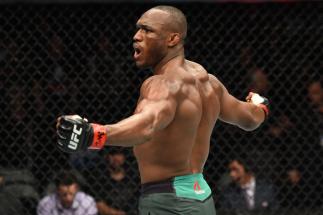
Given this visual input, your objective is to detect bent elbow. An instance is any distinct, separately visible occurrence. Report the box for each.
[240,119,262,131]
[241,125,259,132]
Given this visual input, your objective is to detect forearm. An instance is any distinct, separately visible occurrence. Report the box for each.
[237,101,266,131]
[104,111,155,147]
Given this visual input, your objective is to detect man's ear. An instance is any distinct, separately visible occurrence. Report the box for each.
[167,33,181,47]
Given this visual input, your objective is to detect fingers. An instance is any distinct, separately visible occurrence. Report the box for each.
[246,92,254,102]
[56,115,81,130]
[250,93,265,105]
[57,139,64,147]
[56,117,70,143]
[66,114,82,120]
[56,116,62,130]
[56,129,67,139]
[56,117,66,148]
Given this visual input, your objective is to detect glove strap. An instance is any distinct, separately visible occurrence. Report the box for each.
[258,104,269,119]
[250,92,269,119]
[89,123,107,149]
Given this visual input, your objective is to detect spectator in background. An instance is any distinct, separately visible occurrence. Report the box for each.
[305,80,323,208]
[40,34,75,186]
[248,68,270,95]
[46,33,78,114]
[268,114,294,140]
[307,81,323,114]
[279,167,304,208]
[37,170,97,215]
[86,149,137,215]
[220,158,277,214]
[45,33,77,117]
[279,166,322,209]
[239,46,271,96]
[69,149,137,214]
[307,80,323,148]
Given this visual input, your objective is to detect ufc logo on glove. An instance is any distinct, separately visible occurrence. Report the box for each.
[68,125,83,150]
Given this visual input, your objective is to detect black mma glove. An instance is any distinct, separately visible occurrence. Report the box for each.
[56,115,107,153]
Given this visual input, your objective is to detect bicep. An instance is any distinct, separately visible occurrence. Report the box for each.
[135,77,177,131]
[136,97,176,131]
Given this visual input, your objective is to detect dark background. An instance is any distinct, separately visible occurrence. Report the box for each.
[0,1,322,214]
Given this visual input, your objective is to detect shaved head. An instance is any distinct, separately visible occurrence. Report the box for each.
[133,6,187,68]
[151,6,187,43]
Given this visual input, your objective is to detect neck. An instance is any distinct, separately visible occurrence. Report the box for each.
[153,48,184,75]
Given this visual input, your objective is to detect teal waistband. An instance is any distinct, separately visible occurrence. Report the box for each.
[173,173,212,201]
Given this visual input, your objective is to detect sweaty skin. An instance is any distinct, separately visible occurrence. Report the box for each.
[104,9,265,184]
[133,60,218,183]
[61,8,266,184]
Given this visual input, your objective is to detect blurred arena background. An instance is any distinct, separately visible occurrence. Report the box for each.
[0,0,322,214]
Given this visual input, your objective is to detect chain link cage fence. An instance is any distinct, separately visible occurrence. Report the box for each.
[0,1,322,215]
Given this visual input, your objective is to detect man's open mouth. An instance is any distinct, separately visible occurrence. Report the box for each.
[133,44,142,59]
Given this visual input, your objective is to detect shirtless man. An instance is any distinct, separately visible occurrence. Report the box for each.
[56,6,269,214]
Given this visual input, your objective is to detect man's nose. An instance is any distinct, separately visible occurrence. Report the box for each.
[133,29,143,42]
[66,195,73,202]
[229,171,235,178]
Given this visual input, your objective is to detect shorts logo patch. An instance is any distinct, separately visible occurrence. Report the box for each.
[193,181,205,195]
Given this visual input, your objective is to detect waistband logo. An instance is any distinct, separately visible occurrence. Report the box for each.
[193,181,205,195]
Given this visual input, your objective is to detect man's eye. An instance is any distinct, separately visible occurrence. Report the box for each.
[143,28,152,33]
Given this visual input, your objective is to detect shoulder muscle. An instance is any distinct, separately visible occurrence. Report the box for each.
[140,76,180,100]
[135,76,179,114]
[208,74,223,95]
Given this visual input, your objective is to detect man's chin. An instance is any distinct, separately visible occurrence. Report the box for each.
[63,203,72,209]
[135,61,149,69]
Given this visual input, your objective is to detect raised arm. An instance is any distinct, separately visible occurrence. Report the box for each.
[209,75,267,131]
[56,76,178,153]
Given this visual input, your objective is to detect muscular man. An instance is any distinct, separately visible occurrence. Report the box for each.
[56,6,269,214]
